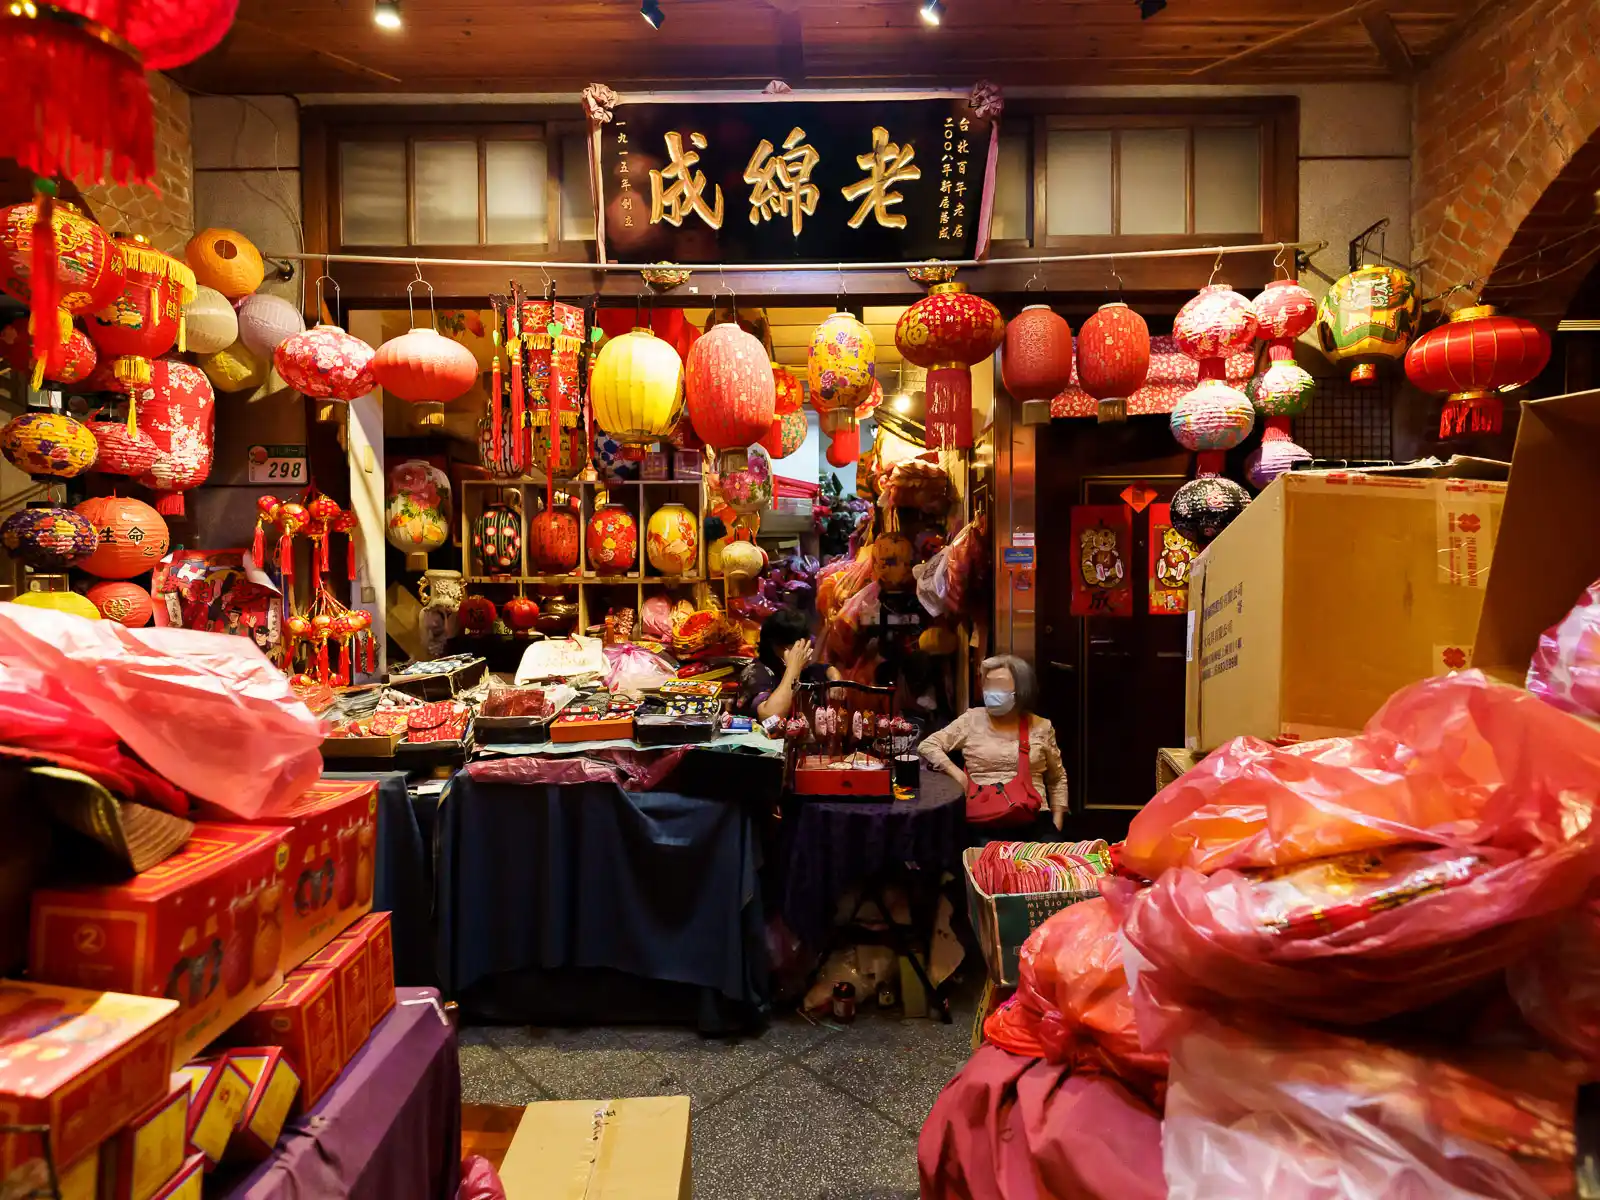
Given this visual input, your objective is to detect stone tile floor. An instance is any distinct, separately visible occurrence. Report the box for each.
[458,975,983,1200]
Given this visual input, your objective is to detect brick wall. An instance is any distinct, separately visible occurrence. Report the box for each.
[1411,0,1600,304]
[79,73,193,257]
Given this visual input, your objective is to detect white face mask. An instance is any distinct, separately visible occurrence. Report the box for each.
[983,689,1016,716]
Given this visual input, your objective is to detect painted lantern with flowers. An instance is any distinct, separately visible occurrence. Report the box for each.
[275,324,378,402]
[84,242,196,392]
[472,499,523,575]
[385,459,452,568]
[808,311,875,467]
[1246,279,1318,489]
[1316,265,1419,385]
[646,502,699,576]
[1,411,97,478]
[1,504,97,570]
[132,359,214,516]
[0,313,96,387]
[896,283,1005,449]
[586,502,639,574]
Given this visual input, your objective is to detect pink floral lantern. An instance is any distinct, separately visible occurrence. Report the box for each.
[1246,278,1318,489]
[1172,283,1259,475]
[131,359,214,516]
[274,323,377,405]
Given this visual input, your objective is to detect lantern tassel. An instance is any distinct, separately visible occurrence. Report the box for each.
[320,532,331,574]
[177,313,186,354]
[491,354,503,449]
[339,638,352,683]
[253,520,266,570]
[316,640,330,685]
[1440,395,1503,439]
[924,366,974,450]
[510,342,526,474]
[155,491,184,517]
[27,187,61,378]
[347,532,357,581]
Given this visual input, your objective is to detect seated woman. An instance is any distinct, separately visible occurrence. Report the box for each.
[918,655,1067,836]
[737,606,837,722]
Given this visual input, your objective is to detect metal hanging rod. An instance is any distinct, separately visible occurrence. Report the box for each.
[263,240,1326,275]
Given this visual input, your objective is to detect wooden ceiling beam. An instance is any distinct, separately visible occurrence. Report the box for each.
[1360,12,1416,78]
[1187,0,1397,76]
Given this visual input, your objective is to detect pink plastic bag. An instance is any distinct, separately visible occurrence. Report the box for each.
[456,1155,506,1200]
[602,642,675,694]
[1163,1016,1586,1200]
[1508,897,1600,1062]
[1527,575,1600,717]
[0,604,323,819]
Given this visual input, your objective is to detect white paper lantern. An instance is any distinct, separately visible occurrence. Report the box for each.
[183,285,238,356]
[237,294,306,360]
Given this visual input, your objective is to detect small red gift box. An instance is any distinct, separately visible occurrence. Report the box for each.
[340,911,395,1026]
[299,935,371,1060]
[103,1078,190,1200]
[225,968,344,1109]
[175,1056,252,1169]
[223,1047,301,1163]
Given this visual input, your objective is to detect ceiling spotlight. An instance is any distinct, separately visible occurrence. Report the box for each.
[920,0,944,25]
[640,0,665,28]
[374,0,401,29]
[1138,0,1166,18]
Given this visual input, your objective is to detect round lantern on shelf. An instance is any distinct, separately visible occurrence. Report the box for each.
[808,311,875,465]
[74,495,169,579]
[274,324,378,402]
[185,228,264,300]
[85,418,159,477]
[1002,304,1074,403]
[0,313,96,388]
[590,328,684,444]
[472,498,523,575]
[646,502,699,576]
[199,340,267,394]
[1,504,97,570]
[716,444,773,514]
[86,580,154,627]
[1,411,97,478]
[372,327,480,427]
[132,359,215,516]
[1316,265,1419,385]
[384,459,452,570]
[237,293,306,361]
[586,502,639,574]
[1247,278,1319,489]
[528,505,580,574]
[182,285,238,355]
[1077,302,1151,423]
[85,241,196,396]
[1404,304,1552,439]
[895,283,1005,449]
[503,595,540,632]
[459,595,498,636]
[1171,476,1251,547]
[772,363,803,415]
[686,321,776,479]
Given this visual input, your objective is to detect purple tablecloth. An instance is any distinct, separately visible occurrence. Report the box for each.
[221,987,461,1200]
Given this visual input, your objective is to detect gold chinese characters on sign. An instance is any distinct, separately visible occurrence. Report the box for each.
[842,126,922,231]
[938,115,972,243]
[649,131,725,230]
[744,126,821,237]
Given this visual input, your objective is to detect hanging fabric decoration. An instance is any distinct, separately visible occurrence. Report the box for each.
[895,282,1005,448]
[1069,505,1132,617]
[687,321,776,483]
[1404,304,1551,438]
[516,295,585,437]
[0,201,124,377]
[275,500,309,599]
[1001,304,1074,402]
[1245,278,1317,489]
[808,311,875,464]
[1316,264,1419,385]
[0,312,97,389]
[305,493,342,583]
[1076,302,1151,423]
[131,359,215,516]
[1148,502,1197,615]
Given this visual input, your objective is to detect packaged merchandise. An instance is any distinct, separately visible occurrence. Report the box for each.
[223,1047,301,1163]
[299,934,371,1060]
[174,1057,251,1168]
[102,1079,190,1200]
[340,911,396,1026]
[224,968,344,1108]
[148,1154,204,1200]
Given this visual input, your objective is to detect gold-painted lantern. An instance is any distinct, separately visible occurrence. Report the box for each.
[1315,265,1419,385]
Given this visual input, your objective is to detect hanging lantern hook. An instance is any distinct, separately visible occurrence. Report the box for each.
[1207,248,1225,287]
[406,276,436,331]
[1023,265,1042,293]
[1272,242,1289,279]
[717,264,736,318]
[1106,256,1124,297]
[314,274,341,326]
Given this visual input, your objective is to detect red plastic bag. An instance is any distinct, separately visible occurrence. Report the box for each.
[1527,575,1600,718]
[1163,1016,1587,1200]
[456,1155,507,1200]
[1509,897,1600,1062]
[0,604,323,819]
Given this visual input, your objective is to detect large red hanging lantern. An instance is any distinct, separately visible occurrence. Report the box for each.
[274,324,377,402]
[372,328,480,427]
[1077,302,1150,423]
[84,240,196,424]
[895,282,1005,449]
[132,359,214,516]
[1001,304,1074,403]
[686,322,775,479]
[1404,305,1552,439]
[85,418,159,477]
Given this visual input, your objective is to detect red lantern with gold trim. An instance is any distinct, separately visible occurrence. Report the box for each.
[0,202,123,381]
[1076,302,1150,424]
[686,322,776,479]
[772,362,803,416]
[1002,304,1074,402]
[84,241,197,411]
[0,313,96,387]
[895,282,1005,449]
[1404,305,1551,439]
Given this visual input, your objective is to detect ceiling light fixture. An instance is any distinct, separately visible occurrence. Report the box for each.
[641,0,665,28]
[374,0,401,29]
[920,0,944,25]
[1138,0,1166,18]
[893,394,913,412]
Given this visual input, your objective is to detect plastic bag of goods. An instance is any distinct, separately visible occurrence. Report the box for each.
[1508,897,1600,1062]
[1526,574,1600,718]
[603,642,675,695]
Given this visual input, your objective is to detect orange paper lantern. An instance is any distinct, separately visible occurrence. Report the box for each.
[74,494,170,579]
[87,580,154,627]
[372,328,480,427]
[186,228,265,299]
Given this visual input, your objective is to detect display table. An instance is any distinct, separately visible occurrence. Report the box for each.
[219,987,461,1200]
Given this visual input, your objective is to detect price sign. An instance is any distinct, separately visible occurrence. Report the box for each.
[248,444,308,486]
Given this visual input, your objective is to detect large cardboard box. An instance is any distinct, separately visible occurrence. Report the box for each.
[31,824,294,1064]
[1184,472,1505,750]
[497,1097,691,1200]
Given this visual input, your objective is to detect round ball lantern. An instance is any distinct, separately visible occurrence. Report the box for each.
[384,459,452,570]
[182,285,238,355]
[528,506,580,573]
[772,363,803,415]
[74,495,170,579]
[459,595,497,636]
[0,314,96,388]
[774,408,807,459]
[274,324,378,402]
[85,242,196,393]
[372,327,480,427]
[85,419,159,477]
[1245,424,1314,490]
[133,359,215,516]
[722,538,767,586]
[1171,476,1251,547]
[1002,304,1074,402]
[686,322,775,478]
[472,501,523,575]
[237,294,306,360]
[1170,379,1255,474]
[717,443,773,514]
[1,411,97,478]
[199,340,267,394]
[1404,305,1552,439]
[895,283,1005,448]
[86,580,154,627]
[0,203,124,378]
[503,595,541,632]
[872,531,915,592]
[12,585,101,620]
[1,504,97,570]
[1174,284,1258,379]
[646,502,699,576]
[808,311,875,462]
[185,229,265,299]
[591,328,684,444]
[1077,302,1151,423]
[1316,265,1419,385]
[586,503,639,573]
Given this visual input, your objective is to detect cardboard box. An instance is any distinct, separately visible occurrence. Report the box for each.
[671,450,701,480]
[497,1097,691,1200]
[0,983,178,1186]
[961,847,1102,986]
[103,1080,190,1200]
[175,1057,251,1168]
[31,824,293,1063]
[340,912,395,1027]
[149,1154,203,1200]
[1184,472,1506,750]
[1473,391,1600,686]
[225,969,344,1109]
[298,936,370,1061]
[234,779,377,973]
[223,1048,300,1163]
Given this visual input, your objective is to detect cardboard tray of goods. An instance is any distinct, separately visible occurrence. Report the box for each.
[962,847,1104,987]
[386,657,487,701]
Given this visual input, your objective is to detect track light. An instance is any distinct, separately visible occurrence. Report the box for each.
[920,0,944,25]
[374,0,401,29]
[1138,0,1166,18]
[640,0,664,28]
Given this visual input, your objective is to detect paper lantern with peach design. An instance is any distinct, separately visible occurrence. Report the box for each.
[895,283,1004,448]
[274,324,377,402]
[74,495,170,579]
[87,580,154,627]
[372,328,480,427]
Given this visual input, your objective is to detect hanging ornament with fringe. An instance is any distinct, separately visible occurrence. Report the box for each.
[84,238,196,431]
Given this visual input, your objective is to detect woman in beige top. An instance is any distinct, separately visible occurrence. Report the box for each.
[919,655,1068,834]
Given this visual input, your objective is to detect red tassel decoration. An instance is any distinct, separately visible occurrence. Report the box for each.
[155,491,184,517]
[364,632,375,675]
[320,532,331,574]
[339,638,352,682]
[347,534,357,582]
[316,639,330,685]
[253,521,265,570]
[510,339,527,474]
[28,189,61,374]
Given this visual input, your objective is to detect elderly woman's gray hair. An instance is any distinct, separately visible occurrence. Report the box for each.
[980,655,1038,714]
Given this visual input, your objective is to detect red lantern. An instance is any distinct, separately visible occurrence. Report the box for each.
[274,324,378,402]
[586,502,639,574]
[0,203,123,376]
[0,313,96,387]
[85,418,159,477]
[74,494,170,579]
[1404,305,1552,439]
[372,328,480,427]
[855,377,884,421]
[1001,304,1074,402]
[1174,284,1258,382]
[528,507,580,573]
[772,363,803,415]
[1076,302,1150,423]
[895,282,1005,448]
[132,359,214,515]
[686,322,776,479]
[503,595,541,631]
[85,242,196,417]
[87,580,154,627]
[459,595,497,635]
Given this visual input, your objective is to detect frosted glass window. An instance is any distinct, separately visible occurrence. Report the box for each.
[1118,129,1187,234]
[991,132,1029,242]
[560,132,596,242]
[340,142,405,246]
[414,141,479,245]
[1045,130,1111,236]
[485,140,548,243]
[1194,126,1261,233]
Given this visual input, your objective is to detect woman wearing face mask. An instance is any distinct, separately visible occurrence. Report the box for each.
[918,655,1067,836]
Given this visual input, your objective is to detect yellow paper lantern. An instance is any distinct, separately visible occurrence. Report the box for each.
[646,501,699,576]
[10,583,101,620]
[186,228,265,299]
[591,328,683,445]
[199,340,268,394]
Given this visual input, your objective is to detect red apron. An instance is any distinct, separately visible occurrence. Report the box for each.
[965,714,1044,827]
